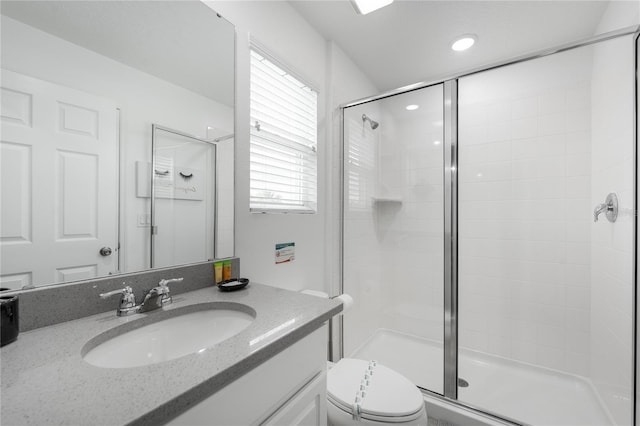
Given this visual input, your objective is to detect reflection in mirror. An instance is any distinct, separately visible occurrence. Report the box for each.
[151,126,218,268]
[0,1,235,290]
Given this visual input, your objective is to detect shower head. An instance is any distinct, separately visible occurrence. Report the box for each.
[362,114,379,130]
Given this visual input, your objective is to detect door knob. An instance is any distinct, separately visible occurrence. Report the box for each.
[99,247,113,256]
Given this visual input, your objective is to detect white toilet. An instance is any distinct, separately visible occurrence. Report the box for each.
[300,290,427,425]
[327,358,428,425]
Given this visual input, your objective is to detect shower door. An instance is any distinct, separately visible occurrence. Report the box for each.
[342,84,446,394]
[457,35,636,425]
[151,125,217,268]
[342,31,636,426]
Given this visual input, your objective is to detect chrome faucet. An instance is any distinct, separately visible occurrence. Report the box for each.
[100,278,184,316]
[139,278,183,313]
[99,285,139,316]
[593,203,609,222]
[593,193,619,223]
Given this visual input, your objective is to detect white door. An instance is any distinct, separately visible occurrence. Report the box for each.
[0,70,118,289]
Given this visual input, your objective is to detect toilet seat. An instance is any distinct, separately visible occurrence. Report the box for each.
[327,358,425,423]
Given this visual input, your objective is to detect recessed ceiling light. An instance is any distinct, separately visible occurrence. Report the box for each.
[451,35,477,51]
[433,140,441,145]
[406,104,419,111]
[350,0,394,15]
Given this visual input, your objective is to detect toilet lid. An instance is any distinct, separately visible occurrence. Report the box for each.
[327,358,424,420]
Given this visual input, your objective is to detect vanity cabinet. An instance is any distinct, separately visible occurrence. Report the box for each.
[167,326,328,426]
[263,370,326,426]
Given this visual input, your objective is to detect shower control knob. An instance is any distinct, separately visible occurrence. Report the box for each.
[99,247,113,257]
[593,193,618,223]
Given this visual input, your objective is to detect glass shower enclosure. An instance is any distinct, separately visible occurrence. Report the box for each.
[341,31,637,426]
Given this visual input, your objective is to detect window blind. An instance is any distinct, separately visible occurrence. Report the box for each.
[347,115,376,210]
[250,47,318,213]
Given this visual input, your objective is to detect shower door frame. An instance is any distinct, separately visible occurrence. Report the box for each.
[339,24,640,425]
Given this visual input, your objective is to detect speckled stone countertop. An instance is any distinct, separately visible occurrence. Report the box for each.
[1,283,342,426]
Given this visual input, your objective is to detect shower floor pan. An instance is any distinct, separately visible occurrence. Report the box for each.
[349,328,613,426]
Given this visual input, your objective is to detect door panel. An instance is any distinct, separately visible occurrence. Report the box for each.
[0,141,31,243]
[57,150,98,239]
[0,70,118,289]
[342,84,445,394]
[457,36,635,426]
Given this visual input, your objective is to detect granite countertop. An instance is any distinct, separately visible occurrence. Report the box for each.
[1,283,342,426]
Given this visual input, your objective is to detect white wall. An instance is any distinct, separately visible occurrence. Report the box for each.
[2,16,233,276]
[595,0,640,33]
[209,2,379,295]
[209,1,326,292]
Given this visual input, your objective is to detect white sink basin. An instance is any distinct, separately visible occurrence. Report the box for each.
[82,303,255,368]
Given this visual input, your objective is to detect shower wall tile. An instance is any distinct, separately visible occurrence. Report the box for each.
[486,141,512,162]
[566,131,591,154]
[566,242,590,265]
[458,75,593,374]
[567,153,591,176]
[537,345,566,371]
[539,89,565,116]
[538,113,565,136]
[564,264,590,286]
[512,96,538,119]
[511,341,538,364]
[566,308,590,332]
[488,335,512,358]
[511,117,537,140]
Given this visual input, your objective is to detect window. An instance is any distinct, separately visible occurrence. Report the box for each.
[249,46,318,213]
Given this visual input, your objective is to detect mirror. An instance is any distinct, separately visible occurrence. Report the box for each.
[0,1,235,290]
[151,125,218,268]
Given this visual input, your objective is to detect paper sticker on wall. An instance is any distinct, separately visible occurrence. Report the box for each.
[135,161,204,201]
[275,242,295,264]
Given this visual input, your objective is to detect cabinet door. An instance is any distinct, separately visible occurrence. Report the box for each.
[263,371,327,426]
[166,327,327,426]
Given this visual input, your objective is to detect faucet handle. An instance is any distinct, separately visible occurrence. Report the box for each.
[156,278,183,306]
[158,277,183,289]
[99,285,136,309]
[593,193,618,223]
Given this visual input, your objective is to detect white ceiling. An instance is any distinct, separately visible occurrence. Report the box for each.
[290,0,619,93]
[1,1,235,106]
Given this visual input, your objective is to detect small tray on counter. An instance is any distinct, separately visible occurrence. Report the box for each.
[217,278,250,292]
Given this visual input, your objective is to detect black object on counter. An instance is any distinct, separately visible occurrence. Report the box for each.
[217,278,250,292]
[1,294,19,346]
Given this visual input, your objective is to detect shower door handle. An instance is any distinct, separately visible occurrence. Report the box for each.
[593,193,618,222]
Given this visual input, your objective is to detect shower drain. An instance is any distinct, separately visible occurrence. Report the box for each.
[458,378,469,388]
